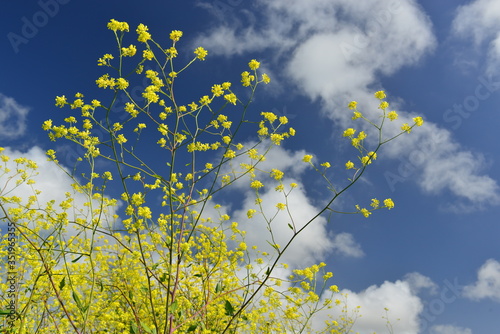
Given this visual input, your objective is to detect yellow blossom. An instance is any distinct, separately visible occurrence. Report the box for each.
[387,111,398,120]
[374,90,386,99]
[194,46,208,60]
[413,116,424,126]
[302,155,313,163]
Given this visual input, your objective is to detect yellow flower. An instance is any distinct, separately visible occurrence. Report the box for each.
[249,59,260,70]
[387,111,398,120]
[250,180,264,189]
[194,46,208,60]
[343,128,356,137]
[348,101,357,109]
[262,73,271,84]
[270,169,284,180]
[361,151,377,165]
[107,19,129,32]
[136,23,151,42]
[121,44,137,57]
[247,209,257,218]
[224,93,237,105]
[413,116,424,126]
[55,95,67,107]
[302,155,313,163]
[143,49,154,60]
[374,90,386,99]
[401,123,412,133]
[42,120,52,130]
[345,160,355,169]
[170,30,183,41]
[116,78,129,90]
[352,111,362,120]
[384,198,395,209]
[379,101,389,109]
[276,203,286,210]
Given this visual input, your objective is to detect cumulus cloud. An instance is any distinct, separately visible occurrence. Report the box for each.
[0,146,120,241]
[429,324,472,334]
[452,0,500,75]
[196,0,500,211]
[310,273,438,334]
[0,93,29,139]
[463,258,500,302]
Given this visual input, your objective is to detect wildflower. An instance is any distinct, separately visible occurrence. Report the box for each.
[276,203,286,210]
[413,116,424,126]
[247,209,257,218]
[262,73,271,84]
[379,101,389,109]
[270,169,284,180]
[107,19,129,32]
[374,90,386,99]
[224,93,237,105]
[121,45,137,57]
[361,151,377,165]
[343,128,356,137]
[143,49,154,60]
[352,111,362,120]
[194,46,208,60]
[302,155,313,163]
[211,84,224,97]
[136,24,151,42]
[384,198,395,209]
[55,95,67,107]
[250,180,264,189]
[401,123,412,133]
[248,59,260,70]
[348,101,357,109]
[345,161,355,169]
[170,30,183,41]
[387,111,398,120]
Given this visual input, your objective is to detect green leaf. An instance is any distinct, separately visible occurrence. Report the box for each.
[72,291,85,312]
[71,253,84,263]
[215,281,222,293]
[288,223,293,230]
[187,323,198,332]
[159,272,168,283]
[265,267,271,276]
[59,277,65,290]
[224,300,235,316]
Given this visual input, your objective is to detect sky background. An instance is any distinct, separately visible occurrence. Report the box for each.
[1,1,500,333]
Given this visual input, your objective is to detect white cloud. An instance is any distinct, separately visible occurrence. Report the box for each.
[463,258,500,302]
[430,324,472,334]
[196,0,500,211]
[452,0,500,75]
[0,146,120,241]
[331,232,365,258]
[310,273,438,334]
[404,272,439,295]
[0,93,29,139]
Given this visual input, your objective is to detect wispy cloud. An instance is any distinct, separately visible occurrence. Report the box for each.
[0,93,29,139]
[430,324,472,334]
[452,0,500,75]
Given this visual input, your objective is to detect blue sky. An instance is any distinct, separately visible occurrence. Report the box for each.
[1,1,500,333]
